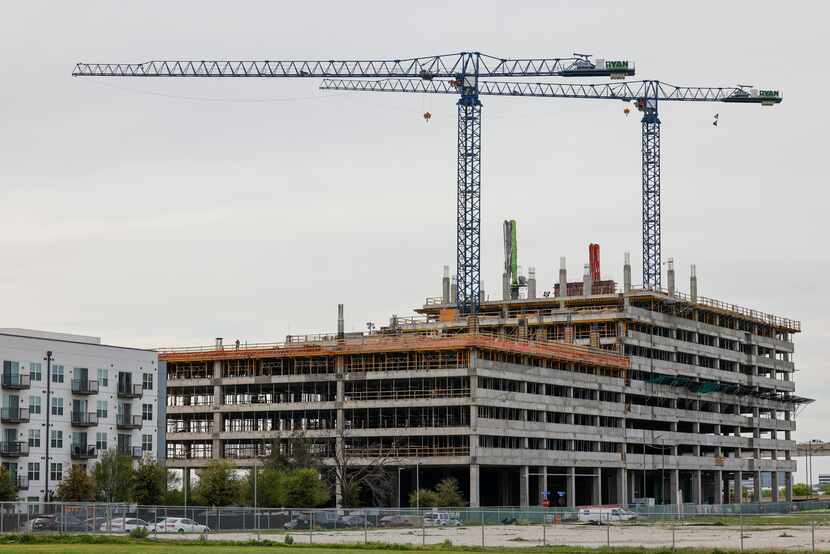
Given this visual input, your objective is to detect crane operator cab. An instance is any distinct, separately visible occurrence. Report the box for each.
[723,87,783,106]
[560,55,634,79]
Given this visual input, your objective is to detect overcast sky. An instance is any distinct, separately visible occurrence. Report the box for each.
[2,1,828,480]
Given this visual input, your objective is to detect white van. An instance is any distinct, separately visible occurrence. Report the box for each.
[577,507,636,525]
[423,511,463,527]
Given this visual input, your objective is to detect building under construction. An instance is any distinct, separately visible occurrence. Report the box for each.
[161,240,806,508]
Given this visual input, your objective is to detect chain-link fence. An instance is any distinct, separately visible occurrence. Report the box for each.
[4,502,830,551]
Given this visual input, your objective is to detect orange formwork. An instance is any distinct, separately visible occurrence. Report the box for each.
[158,331,629,370]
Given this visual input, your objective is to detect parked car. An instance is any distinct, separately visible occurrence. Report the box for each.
[30,514,89,532]
[149,517,209,533]
[284,511,338,529]
[337,513,367,527]
[101,517,150,532]
[378,514,418,527]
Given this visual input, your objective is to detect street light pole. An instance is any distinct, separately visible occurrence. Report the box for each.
[416,463,420,511]
[43,351,53,504]
[253,457,259,541]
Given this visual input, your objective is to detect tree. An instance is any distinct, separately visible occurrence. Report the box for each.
[245,465,285,508]
[792,483,811,497]
[408,478,465,508]
[435,477,464,507]
[132,459,168,505]
[282,468,330,508]
[95,449,134,502]
[56,465,96,501]
[0,467,17,501]
[409,488,440,508]
[192,459,242,506]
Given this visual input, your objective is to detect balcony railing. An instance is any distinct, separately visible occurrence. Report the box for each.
[117,383,143,399]
[71,411,98,427]
[1,374,30,390]
[0,441,29,457]
[70,444,97,460]
[0,407,29,423]
[116,414,142,429]
[71,379,99,395]
[117,445,142,458]
[15,475,28,490]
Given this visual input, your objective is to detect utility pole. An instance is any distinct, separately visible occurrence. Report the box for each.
[43,351,53,504]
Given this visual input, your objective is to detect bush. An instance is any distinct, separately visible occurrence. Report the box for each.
[129,527,149,539]
[284,534,294,545]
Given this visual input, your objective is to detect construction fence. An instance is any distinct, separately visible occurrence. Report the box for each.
[4,502,830,551]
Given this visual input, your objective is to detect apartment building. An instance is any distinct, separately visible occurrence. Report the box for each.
[0,329,160,501]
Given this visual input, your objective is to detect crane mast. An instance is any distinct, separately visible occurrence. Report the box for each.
[74,51,635,315]
[321,78,782,290]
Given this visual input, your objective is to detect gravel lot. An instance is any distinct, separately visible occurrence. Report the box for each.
[157,522,830,550]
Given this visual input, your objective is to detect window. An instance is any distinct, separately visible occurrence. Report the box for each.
[49,463,62,482]
[51,397,63,416]
[142,373,153,390]
[97,368,108,387]
[28,430,40,448]
[142,434,153,452]
[50,430,62,449]
[29,396,41,415]
[27,462,39,482]
[3,360,18,373]
[29,363,42,381]
[52,365,64,383]
[96,400,108,419]
[96,432,107,451]
[142,403,153,421]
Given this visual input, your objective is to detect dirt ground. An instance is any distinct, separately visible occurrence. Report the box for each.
[158,522,830,551]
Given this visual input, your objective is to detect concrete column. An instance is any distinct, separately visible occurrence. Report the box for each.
[566,467,576,508]
[667,258,675,296]
[771,471,780,503]
[785,472,793,502]
[469,464,480,508]
[690,264,698,303]
[583,264,593,296]
[558,257,567,308]
[528,267,537,299]
[335,355,345,508]
[752,471,761,503]
[627,470,636,504]
[692,470,702,505]
[592,468,602,505]
[520,466,530,507]
[442,265,451,304]
[615,468,627,506]
[537,466,547,507]
[670,469,679,506]
[735,471,743,504]
[623,252,632,294]
[715,470,723,505]
[212,360,222,459]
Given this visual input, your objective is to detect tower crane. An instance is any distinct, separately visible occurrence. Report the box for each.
[73,52,635,316]
[319,78,782,290]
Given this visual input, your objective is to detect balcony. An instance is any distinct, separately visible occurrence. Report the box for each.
[71,411,98,427]
[0,441,29,457]
[116,414,142,430]
[117,383,142,399]
[15,475,28,490]
[0,407,29,424]
[70,444,97,460]
[1,374,30,390]
[117,445,142,458]
[71,379,99,395]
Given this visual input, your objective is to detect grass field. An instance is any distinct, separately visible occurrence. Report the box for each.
[0,537,808,554]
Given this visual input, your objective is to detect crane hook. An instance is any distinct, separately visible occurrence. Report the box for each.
[423,111,432,123]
